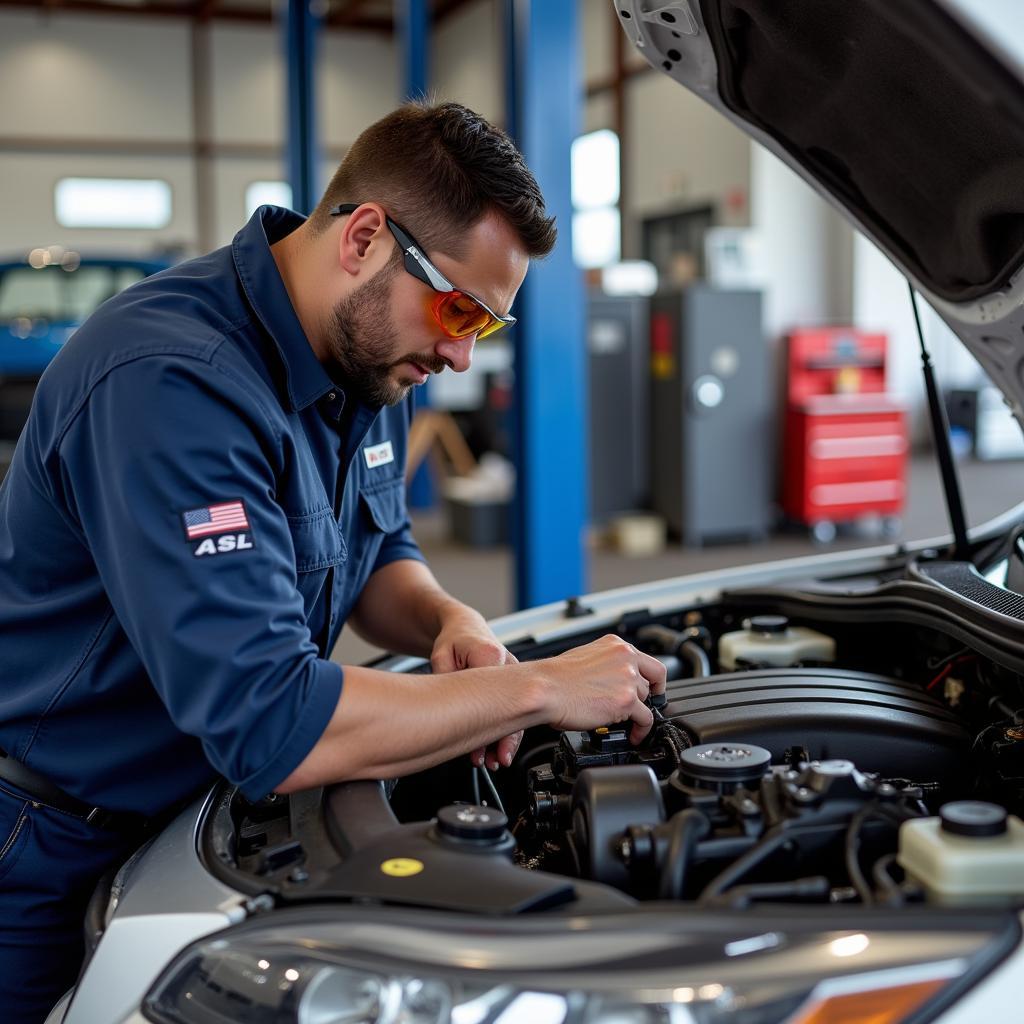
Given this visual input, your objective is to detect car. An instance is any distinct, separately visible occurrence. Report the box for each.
[45,1,1024,1021]
[0,253,168,468]
[0,252,168,377]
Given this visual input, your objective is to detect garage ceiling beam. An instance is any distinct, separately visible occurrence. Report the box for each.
[0,0,496,30]
[433,0,475,22]
[328,0,388,29]
[0,0,393,30]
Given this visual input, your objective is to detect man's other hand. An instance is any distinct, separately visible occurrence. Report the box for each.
[430,608,522,771]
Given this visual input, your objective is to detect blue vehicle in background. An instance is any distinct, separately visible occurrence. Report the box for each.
[0,250,168,460]
[0,250,168,375]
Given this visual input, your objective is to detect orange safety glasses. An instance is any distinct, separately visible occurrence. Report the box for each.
[329,203,517,341]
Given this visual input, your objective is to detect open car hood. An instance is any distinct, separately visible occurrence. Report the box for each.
[615,0,1024,425]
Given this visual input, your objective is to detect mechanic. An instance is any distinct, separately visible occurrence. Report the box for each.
[0,101,665,1022]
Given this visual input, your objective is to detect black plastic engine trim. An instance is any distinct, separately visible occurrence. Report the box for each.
[724,559,1024,674]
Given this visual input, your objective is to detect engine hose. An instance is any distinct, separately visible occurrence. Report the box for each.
[636,627,710,680]
[698,824,790,903]
[637,625,684,653]
[677,640,710,679]
[871,853,905,907]
[845,803,916,905]
[658,809,711,900]
[712,875,830,910]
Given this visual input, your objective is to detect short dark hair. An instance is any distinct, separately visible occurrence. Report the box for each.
[308,101,556,260]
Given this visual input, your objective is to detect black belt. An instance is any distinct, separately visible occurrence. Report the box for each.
[0,748,149,834]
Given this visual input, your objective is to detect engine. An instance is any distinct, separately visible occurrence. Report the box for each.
[209,608,1024,914]
[509,619,973,907]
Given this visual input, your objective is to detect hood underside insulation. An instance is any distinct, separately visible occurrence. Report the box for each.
[701,0,1024,303]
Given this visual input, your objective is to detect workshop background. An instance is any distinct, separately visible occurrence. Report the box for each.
[0,0,1018,669]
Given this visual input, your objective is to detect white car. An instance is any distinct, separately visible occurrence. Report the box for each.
[50,2,1024,1022]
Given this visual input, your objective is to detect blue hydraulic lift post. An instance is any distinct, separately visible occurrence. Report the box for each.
[283,0,321,215]
[398,0,430,100]
[505,0,587,609]
[398,0,436,509]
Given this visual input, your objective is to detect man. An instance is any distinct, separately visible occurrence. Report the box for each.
[0,102,664,1021]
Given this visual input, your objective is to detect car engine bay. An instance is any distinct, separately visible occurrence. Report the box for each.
[202,559,1024,917]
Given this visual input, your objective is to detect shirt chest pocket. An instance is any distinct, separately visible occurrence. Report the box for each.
[359,476,406,534]
[286,508,347,574]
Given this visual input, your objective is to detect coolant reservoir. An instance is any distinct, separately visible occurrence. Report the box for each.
[718,615,836,670]
[898,802,1024,905]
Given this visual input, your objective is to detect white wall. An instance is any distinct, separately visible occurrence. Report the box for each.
[209,24,284,148]
[0,12,192,142]
[626,74,750,239]
[431,0,503,125]
[0,9,400,258]
[320,29,400,147]
[750,145,854,343]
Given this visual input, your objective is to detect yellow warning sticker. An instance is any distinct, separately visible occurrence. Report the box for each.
[380,858,424,878]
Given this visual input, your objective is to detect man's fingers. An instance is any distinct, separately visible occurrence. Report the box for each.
[465,642,508,669]
[638,649,668,696]
[628,699,655,745]
[496,730,523,768]
[432,646,459,674]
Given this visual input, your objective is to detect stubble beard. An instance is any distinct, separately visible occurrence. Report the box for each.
[323,261,447,407]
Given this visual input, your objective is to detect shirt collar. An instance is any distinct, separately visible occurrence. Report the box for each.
[231,205,335,412]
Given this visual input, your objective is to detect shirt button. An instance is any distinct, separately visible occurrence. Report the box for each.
[326,392,337,402]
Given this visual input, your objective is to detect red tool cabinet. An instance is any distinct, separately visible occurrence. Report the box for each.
[782,328,908,539]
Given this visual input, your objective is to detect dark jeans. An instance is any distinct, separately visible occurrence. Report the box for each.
[0,781,136,1023]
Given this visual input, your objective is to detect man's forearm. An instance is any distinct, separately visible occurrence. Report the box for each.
[274,661,547,791]
[274,634,667,793]
[347,559,476,657]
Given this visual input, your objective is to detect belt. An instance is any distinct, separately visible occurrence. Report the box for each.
[0,748,149,834]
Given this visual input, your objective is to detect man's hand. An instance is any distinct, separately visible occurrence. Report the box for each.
[539,635,668,745]
[276,633,669,793]
[430,606,523,771]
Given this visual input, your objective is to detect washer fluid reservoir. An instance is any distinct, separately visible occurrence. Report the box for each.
[898,802,1024,905]
[718,615,836,670]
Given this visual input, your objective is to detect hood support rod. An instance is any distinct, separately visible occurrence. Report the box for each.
[908,282,970,561]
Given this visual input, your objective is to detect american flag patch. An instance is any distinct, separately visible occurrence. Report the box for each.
[182,500,250,539]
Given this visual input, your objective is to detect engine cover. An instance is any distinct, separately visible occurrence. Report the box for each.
[664,667,969,784]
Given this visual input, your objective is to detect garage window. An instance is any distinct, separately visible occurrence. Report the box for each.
[571,129,621,269]
[245,181,293,218]
[55,178,172,230]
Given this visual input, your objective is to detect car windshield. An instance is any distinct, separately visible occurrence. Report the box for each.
[0,265,146,324]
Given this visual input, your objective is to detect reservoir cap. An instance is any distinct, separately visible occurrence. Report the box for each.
[680,743,772,789]
[437,803,508,842]
[940,801,1008,838]
[748,615,789,635]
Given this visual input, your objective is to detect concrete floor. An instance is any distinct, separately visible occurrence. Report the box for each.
[333,454,1024,665]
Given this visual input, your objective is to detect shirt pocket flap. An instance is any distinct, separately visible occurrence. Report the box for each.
[360,478,406,534]
[287,508,346,573]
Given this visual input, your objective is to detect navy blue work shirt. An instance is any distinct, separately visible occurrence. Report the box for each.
[0,206,425,816]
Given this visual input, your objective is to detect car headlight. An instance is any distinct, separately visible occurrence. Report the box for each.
[142,909,1013,1024]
